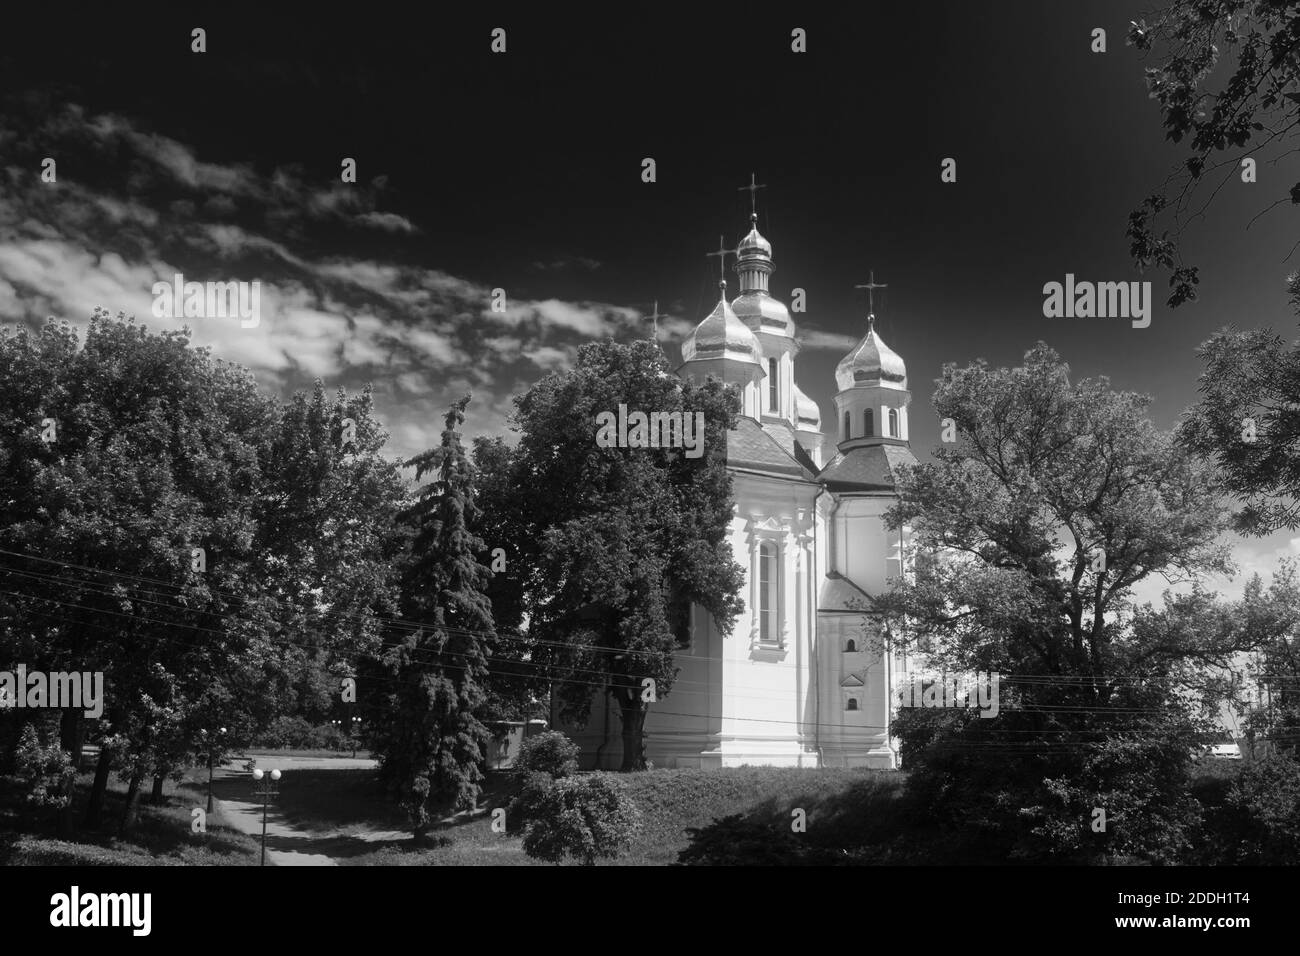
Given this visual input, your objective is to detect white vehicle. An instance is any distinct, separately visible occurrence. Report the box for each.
[1205,741,1242,760]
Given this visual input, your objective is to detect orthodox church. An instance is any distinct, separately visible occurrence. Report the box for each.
[574,201,916,770]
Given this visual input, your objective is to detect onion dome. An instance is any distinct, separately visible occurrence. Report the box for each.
[737,218,772,260]
[793,383,821,428]
[835,316,907,391]
[732,290,795,338]
[681,280,764,367]
[732,213,795,338]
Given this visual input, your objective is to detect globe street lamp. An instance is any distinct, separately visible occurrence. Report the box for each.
[251,767,281,867]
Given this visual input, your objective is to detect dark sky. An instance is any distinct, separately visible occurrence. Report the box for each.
[2,2,1299,590]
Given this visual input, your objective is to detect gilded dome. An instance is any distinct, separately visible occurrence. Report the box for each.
[732,290,795,338]
[681,284,764,367]
[793,383,821,427]
[737,222,771,258]
[835,318,907,391]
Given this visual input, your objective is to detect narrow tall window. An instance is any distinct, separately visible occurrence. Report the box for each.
[768,358,779,412]
[758,541,778,643]
[864,408,874,437]
[888,407,899,437]
[843,411,852,440]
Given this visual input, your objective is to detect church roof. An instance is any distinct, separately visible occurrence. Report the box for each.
[727,416,817,480]
[732,290,795,338]
[819,570,873,612]
[818,442,917,491]
[680,282,763,367]
[835,318,907,391]
[793,383,820,426]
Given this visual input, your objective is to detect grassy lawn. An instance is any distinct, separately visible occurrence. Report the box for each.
[344,767,912,866]
[213,766,410,835]
[0,766,261,866]
[243,748,373,760]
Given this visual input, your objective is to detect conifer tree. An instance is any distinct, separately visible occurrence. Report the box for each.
[373,396,495,842]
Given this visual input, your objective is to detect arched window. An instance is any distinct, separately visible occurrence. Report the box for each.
[845,639,857,653]
[843,411,852,440]
[846,698,859,711]
[864,408,873,437]
[758,541,778,643]
[888,407,899,438]
[768,358,779,412]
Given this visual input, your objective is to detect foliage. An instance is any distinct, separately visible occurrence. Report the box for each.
[1178,295,1300,534]
[1127,2,1300,306]
[513,730,580,779]
[372,396,496,841]
[13,724,75,810]
[499,339,745,769]
[876,344,1252,861]
[0,311,405,835]
[1214,752,1300,863]
[517,773,640,865]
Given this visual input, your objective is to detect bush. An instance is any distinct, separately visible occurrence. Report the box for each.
[513,730,579,779]
[254,716,327,750]
[1211,752,1300,864]
[518,773,640,865]
[13,724,75,810]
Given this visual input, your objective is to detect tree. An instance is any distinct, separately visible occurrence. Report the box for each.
[371,396,496,843]
[0,312,277,835]
[876,344,1261,861]
[1178,279,1300,533]
[1231,559,1300,754]
[1127,2,1300,307]
[502,339,744,770]
[468,435,543,722]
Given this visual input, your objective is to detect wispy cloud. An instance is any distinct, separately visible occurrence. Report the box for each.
[0,103,639,458]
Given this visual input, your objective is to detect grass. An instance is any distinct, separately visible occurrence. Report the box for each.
[215,767,410,835]
[243,748,373,760]
[344,766,911,866]
[0,766,261,866]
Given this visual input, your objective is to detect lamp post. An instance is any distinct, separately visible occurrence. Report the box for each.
[351,716,361,758]
[251,767,281,867]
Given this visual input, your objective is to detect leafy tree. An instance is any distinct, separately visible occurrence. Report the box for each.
[877,344,1259,861]
[469,435,542,722]
[503,339,744,770]
[1127,2,1300,307]
[372,396,496,843]
[517,773,640,865]
[1178,278,1300,533]
[0,312,276,835]
[1230,560,1300,754]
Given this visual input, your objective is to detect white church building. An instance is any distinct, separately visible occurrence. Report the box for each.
[573,206,917,770]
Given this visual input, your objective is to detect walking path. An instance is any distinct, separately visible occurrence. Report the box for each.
[210,753,458,865]
[213,754,387,866]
